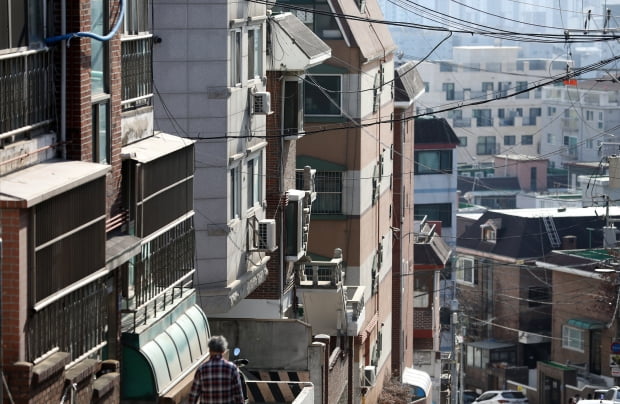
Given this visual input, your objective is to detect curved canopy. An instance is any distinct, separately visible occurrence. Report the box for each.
[402,367,432,398]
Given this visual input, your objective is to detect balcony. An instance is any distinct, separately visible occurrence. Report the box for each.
[296,249,364,336]
[121,35,153,111]
[0,49,54,143]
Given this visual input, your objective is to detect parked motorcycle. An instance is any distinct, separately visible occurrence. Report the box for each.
[232,347,249,403]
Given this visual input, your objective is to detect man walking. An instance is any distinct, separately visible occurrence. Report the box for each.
[188,335,245,404]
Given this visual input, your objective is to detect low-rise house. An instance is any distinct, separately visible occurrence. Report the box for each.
[456,206,620,394]
[535,248,620,404]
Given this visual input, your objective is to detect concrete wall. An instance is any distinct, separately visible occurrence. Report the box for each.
[208,318,313,370]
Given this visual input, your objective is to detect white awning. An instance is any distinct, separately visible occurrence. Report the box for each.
[121,132,194,164]
[402,367,432,398]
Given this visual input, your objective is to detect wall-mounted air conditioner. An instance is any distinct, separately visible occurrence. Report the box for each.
[256,218,277,251]
[253,91,271,115]
[362,365,376,387]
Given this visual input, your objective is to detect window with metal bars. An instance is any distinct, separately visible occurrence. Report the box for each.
[313,171,342,214]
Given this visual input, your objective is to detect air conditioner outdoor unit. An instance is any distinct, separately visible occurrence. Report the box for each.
[253,92,271,115]
[257,219,277,251]
[362,365,376,387]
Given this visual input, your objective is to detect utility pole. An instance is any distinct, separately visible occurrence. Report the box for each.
[451,299,459,404]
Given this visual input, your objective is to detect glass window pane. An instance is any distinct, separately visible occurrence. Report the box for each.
[304,75,341,116]
[91,0,106,93]
[97,103,109,163]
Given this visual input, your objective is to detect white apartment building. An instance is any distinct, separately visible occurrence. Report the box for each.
[414,46,571,166]
[540,79,620,169]
[153,0,271,314]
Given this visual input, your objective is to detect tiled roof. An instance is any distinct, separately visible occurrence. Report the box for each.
[414,117,460,145]
[457,207,620,259]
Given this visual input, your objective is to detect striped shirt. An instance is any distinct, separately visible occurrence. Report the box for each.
[188,355,245,404]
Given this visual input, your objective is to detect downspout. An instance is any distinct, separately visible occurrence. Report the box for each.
[61,0,66,159]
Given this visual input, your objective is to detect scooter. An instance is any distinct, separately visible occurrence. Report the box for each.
[232,347,249,403]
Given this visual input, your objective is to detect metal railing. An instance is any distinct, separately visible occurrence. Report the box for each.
[0,49,54,138]
[121,35,153,110]
[28,277,108,363]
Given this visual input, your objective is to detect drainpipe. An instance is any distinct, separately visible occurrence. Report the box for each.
[60,0,66,159]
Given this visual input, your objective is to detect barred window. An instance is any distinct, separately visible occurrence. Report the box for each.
[314,171,342,214]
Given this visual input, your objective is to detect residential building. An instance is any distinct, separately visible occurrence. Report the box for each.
[411,116,458,402]
[413,117,460,248]
[392,61,423,375]
[535,249,620,404]
[273,0,400,401]
[1,0,210,402]
[540,79,620,169]
[153,0,273,314]
[455,206,620,394]
[413,46,571,166]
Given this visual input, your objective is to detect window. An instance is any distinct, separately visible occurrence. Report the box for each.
[123,0,151,34]
[314,171,342,214]
[547,133,554,144]
[92,102,110,163]
[442,82,455,100]
[423,82,430,93]
[473,109,492,127]
[0,0,44,51]
[586,110,594,120]
[247,26,262,80]
[415,150,452,174]
[504,135,516,145]
[373,71,382,112]
[304,75,341,116]
[521,135,533,145]
[275,0,342,40]
[525,107,541,125]
[414,203,452,227]
[562,325,584,352]
[528,286,550,307]
[456,257,476,284]
[458,136,467,147]
[515,81,529,99]
[486,62,501,72]
[477,136,497,155]
[481,82,493,93]
[497,81,511,98]
[439,62,454,72]
[413,286,430,309]
[482,226,496,242]
[91,0,108,94]
[283,79,303,136]
[247,153,263,209]
[547,106,556,116]
[529,60,546,70]
[230,29,242,86]
[230,165,241,220]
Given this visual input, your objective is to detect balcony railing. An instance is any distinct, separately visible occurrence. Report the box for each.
[0,49,54,140]
[28,276,109,365]
[123,217,196,330]
[453,118,471,128]
[298,248,344,288]
[121,35,153,111]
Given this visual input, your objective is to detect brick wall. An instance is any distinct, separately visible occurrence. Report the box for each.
[249,71,298,300]
[0,206,27,365]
